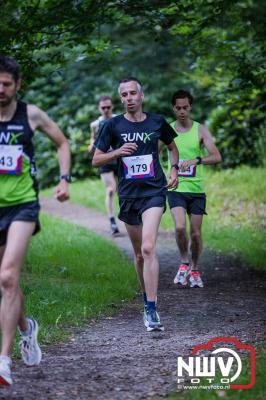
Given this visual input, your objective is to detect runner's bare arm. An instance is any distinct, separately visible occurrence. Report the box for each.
[27,104,71,202]
[88,121,98,153]
[199,124,222,164]
[180,125,222,170]
[166,141,179,189]
[92,143,138,167]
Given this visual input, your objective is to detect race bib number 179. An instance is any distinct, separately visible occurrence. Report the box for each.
[0,145,23,175]
[122,154,155,180]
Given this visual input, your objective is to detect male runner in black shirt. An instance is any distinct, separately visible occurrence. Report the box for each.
[93,77,179,331]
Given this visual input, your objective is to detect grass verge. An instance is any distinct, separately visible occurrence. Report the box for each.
[18,213,137,349]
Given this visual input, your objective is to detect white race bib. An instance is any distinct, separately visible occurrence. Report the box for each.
[178,159,196,177]
[0,145,23,175]
[122,154,155,180]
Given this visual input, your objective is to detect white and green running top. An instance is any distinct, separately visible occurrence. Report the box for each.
[0,101,38,207]
[170,120,204,193]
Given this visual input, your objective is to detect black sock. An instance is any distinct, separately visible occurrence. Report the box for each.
[143,292,147,306]
[110,217,116,225]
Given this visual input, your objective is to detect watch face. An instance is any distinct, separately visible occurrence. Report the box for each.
[61,175,71,182]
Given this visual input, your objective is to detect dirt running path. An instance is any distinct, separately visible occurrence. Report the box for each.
[6,197,266,400]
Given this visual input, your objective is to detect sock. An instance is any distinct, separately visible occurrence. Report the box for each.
[143,292,147,306]
[147,301,156,312]
[110,217,116,225]
[181,262,189,266]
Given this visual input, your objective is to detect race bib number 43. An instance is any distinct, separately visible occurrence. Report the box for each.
[0,145,23,175]
[122,154,155,180]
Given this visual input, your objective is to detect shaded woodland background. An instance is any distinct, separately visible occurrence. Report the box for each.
[1,0,265,186]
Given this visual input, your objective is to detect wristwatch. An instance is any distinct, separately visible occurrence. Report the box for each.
[171,164,179,171]
[60,174,72,183]
[196,156,202,165]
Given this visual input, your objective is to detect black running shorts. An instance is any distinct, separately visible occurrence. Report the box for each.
[0,200,40,246]
[118,195,166,225]
[167,192,207,215]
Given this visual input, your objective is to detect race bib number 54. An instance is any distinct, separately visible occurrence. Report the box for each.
[0,145,23,175]
[122,154,155,180]
[178,159,196,177]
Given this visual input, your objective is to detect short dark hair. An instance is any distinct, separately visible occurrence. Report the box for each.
[118,77,142,93]
[98,95,112,104]
[171,90,193,106]
[0,56,21,81]
[119,77,142,87]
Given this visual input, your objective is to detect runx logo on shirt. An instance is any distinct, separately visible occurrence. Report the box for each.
[0,131,23,144]
[121,131,156,143]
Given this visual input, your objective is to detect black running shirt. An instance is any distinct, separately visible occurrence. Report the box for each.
[96,113,177,199]
[0,101,38,206]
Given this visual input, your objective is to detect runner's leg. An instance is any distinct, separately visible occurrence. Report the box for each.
[141,207,164,301]
[100,172,117,219]
[125,223,144,291]
[171,207,189,263]
[0,221,35,356]
[189,214,203,270]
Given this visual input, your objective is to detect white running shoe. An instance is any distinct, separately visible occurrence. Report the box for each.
[143,305,149,328]
[0,356,12,386]
[174,264,190,285]
[19,318,42,366]
[145,309,164,332]
[110,221,120,235]
[189,271,204,288]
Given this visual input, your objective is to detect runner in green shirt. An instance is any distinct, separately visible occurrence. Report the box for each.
[0,56,71,387]
[167,90,221,288]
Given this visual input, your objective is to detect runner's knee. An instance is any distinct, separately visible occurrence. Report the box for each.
[191,230,201,244]
[0,268,19,293]
[141,241,155,258]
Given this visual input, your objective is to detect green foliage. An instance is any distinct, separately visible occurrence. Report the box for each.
[0,0,117,84]
[1,0,265,182]
[161,0,266,167]
[209,95,266,167]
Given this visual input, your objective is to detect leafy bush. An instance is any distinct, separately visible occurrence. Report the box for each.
[27,68,102,187]
[209,93,266,168]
